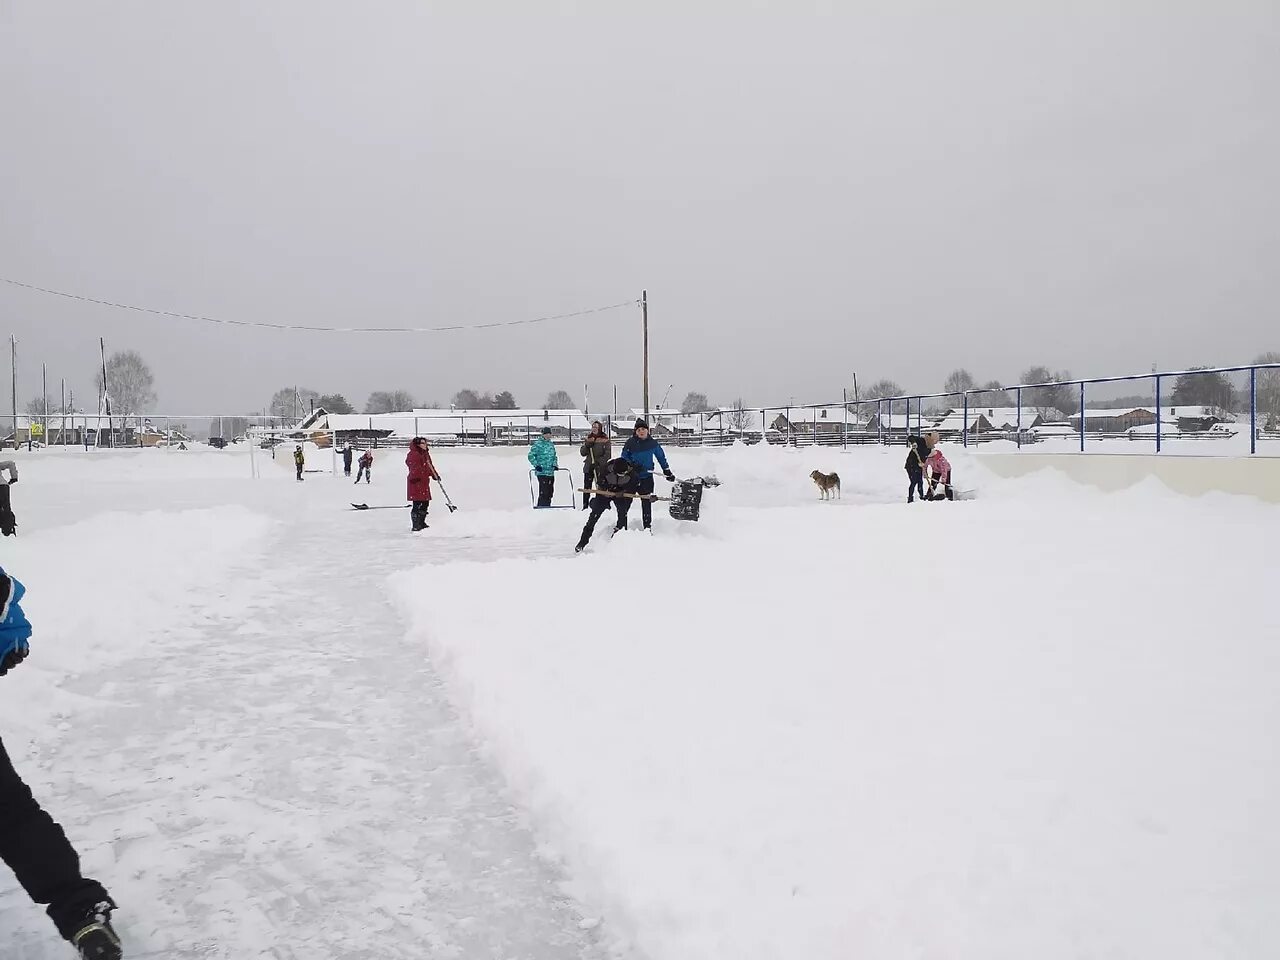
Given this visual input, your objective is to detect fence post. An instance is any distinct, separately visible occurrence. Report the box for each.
[1155,375,1162,453]
[1250,367,1257,456]
[842,389,848,450]
[1016,387,1022,449]
[962,393,969,448]
[877,400,883,445]
[1079,382,1086,452]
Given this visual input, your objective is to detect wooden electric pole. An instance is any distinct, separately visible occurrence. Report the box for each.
[100,337,112,445]
[642,290,650,417]
[10,336,16,447]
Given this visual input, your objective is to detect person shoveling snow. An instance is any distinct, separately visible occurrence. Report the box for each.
[1,568,123,960]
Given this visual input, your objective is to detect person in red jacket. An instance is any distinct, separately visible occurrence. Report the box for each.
[405,437,441,532]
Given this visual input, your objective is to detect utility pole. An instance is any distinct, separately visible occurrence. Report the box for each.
[641,290,649,418]
[100,337,112,446]
[61,378,66,446]
[42,363,47,448]
[9,336,16,447]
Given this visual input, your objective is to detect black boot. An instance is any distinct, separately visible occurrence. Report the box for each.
[68,900,121,960]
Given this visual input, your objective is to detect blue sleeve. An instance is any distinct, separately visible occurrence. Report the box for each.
[655,443,670,472]
[0,572,32,659]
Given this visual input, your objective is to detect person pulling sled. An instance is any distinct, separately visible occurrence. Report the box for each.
[575,457,641,552]
[528,427,559,507]
[406,437,441,531]
[1,568,123,959]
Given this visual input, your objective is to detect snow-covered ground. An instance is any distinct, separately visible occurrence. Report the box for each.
[2,442,1277,959]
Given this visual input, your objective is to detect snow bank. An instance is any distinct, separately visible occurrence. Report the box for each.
[0,506,273,738]
[392,450,1280,960]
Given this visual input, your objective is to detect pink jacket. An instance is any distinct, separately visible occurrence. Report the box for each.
[926,448,950,480]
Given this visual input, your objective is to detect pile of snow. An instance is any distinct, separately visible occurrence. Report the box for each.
[392,451,1280,960]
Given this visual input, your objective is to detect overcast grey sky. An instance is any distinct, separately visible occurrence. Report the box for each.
[2,0,1277,414]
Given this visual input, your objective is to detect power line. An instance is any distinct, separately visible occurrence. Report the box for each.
[0,276,638,334]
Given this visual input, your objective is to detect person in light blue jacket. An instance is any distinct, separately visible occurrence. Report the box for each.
[528,427,559,507]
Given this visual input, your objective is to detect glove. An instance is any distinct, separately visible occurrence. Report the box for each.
[0,643,27,677]
[663,470,676,482]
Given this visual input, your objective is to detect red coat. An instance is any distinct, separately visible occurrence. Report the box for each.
[406,443,439,502]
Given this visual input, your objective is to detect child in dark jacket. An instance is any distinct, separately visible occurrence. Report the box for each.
[575,458,640,552]
[904,433,932,503]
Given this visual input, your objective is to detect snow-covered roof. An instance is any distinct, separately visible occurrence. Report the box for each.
[313,409,592,435]
[775,407,865,426]
[939,407,1041,429]
[1166,405,1236,421]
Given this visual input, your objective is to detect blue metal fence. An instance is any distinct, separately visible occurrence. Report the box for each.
[741,361,1280,455]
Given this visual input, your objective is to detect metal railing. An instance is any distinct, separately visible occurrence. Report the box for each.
[7,362,1278,457]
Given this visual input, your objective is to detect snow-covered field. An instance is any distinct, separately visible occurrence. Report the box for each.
[2,442,1277,959]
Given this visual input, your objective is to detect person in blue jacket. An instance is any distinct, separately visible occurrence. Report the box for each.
[527,426,559,507]
[620,418,676,529]
[0,568,122,959]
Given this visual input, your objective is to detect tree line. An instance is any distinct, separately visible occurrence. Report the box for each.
[19,349,1280,435]
[852,355,1280,420]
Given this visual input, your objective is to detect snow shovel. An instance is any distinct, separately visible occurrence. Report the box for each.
[351,503,410,511]
[577,488,671,501]
[436,479,459,513]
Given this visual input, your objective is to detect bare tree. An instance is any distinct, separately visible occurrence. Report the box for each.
[316,393,355,414]
[544,390,575,409]
[1170,367,1237,410]
[94,350,156,415]
[681,391,709,414]
[943,369,975,395]
[974,380,1013,405]
[862,379,904,400]
[724,398,752,432]
[24,395,54,417]
[492,390,517,409]
[1253,352,1280,420]
[1020,366,1074,418]
[269,386,320,421]
[365,390,417,413]
[451,389,482,409]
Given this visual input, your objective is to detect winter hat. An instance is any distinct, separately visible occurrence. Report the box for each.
[541,426,553,436]
[634,418,649,430]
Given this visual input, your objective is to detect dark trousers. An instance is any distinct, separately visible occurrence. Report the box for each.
[582,465,595,509]
[355,465,370,483]
[536,474,555,507]
[410,501,430,530]
[343,460,352,477]
[927,471,954,501]
[906,468,924,502]
[637,474,655,527]
[295,464,304,481]
[0,737,109,940]
[576,493,634,548]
